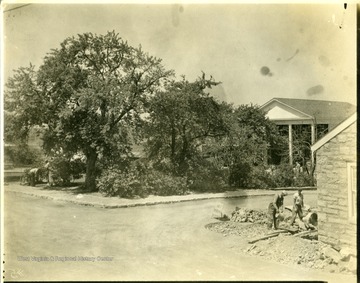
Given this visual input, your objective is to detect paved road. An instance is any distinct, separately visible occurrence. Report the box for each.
[3,191,356,282]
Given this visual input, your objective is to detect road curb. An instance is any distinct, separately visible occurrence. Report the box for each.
[5,187,278,209]
[5,184,317,209]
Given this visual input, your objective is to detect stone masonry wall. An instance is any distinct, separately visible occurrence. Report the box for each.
[315,122,357,252]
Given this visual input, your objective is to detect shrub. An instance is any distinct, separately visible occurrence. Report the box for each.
[97,161,188,198]
[228,160,252,188]
[293,172,314,187]
[229,161,275,189]
[246,165,273,189]
[146,170,188,196]
[97,168,145,198]
[270,163,295,187]
[229,161,304,189]
[186,163,229,192]
[50,156,86,186]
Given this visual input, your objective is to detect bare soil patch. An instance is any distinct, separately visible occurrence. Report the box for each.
[206,207,356,275]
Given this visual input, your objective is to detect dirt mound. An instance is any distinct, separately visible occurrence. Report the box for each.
[206,207,356,275]
[205,222,269,238]
[246,232,356,274]
[230,207,268,224]
[247,233,327,267]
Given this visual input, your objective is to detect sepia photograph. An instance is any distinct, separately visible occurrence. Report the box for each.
[1,1,357,282]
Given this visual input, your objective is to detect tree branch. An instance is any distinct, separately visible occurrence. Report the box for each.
[110,105,134,129]
[81,50,105,81]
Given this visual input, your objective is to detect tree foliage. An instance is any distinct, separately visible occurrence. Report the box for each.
[144,74,227,174]
[4,64,41,142]
[206,104,286,188]
[144,78,285,190]
[5,31,297,194]
[5,31,173,191]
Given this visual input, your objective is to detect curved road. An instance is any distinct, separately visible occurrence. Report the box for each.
[4,191,356,282]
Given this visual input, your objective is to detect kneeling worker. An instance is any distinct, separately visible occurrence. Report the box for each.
[28,168,39,187]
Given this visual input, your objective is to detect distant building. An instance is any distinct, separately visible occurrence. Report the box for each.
[311,113,357,252]
[260,98,356,165]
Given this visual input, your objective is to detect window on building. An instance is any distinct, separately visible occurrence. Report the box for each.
[347,163,357,223]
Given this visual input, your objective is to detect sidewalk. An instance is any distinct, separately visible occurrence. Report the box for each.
[3,182,316,209]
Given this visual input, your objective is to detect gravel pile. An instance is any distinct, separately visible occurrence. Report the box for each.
[206,208,357,275]
[245,232,356,274]
[205,221,269,238]
[230,207,268,224]
[247,233,327,267]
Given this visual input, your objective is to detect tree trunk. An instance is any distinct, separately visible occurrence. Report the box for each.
[171,123,176,164]
[178,136,188,172]
[85,149,98,192]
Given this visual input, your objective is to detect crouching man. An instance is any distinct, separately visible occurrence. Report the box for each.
[267,190,287,230]
[28,168,40,187]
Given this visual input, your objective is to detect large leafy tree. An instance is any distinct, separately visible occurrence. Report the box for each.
[208,105,283,166]
[5,31,173,191]
[4,64,46,166]
[207,104,286,187]
[235,104,285,164]
[145,74,227,174]
[4,64,41,142]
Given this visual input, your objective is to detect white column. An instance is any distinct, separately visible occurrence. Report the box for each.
[311,123,316,144]
[311,123,315,166]
[289,124,293,165]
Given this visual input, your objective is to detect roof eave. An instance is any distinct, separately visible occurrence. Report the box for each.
[261,98,314,119]
[311,113,357,152]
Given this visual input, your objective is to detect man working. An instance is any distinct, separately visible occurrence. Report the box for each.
[28,167,40,187]
[290,189,304,225]
[267,190,287,230]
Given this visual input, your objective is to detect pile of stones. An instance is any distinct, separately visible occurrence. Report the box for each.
[208,206,356,275]
[205,221,269,238]
[230,207,268,224]
[245,230,356,274]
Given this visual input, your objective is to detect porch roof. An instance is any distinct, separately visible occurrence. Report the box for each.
[261,98,356,128]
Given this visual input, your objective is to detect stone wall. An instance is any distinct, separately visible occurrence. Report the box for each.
[315,122,357,252]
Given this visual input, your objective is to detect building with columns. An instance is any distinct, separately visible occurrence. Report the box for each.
[260,98,356,165]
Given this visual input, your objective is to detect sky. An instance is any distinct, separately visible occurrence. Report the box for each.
[2,2,357,107]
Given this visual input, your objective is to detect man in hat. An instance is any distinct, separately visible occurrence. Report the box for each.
[290,188,304,226]
[267,190,287,230]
